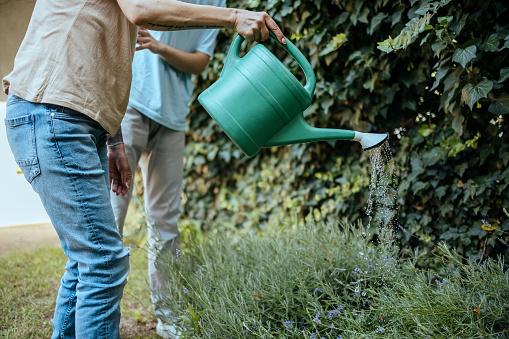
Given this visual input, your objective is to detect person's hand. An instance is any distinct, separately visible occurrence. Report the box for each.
[136,28,163,53]
[233,10,286,44]
[108,144,132,196]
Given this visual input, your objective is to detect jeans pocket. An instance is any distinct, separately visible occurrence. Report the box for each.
[5,114,41,183]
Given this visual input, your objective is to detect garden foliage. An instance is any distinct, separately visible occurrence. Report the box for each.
[161,221,509,338]
[179,0,509,262]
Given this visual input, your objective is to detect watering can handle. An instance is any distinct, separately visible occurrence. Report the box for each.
[222,33,316,98]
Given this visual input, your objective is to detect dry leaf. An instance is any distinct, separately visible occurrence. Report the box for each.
[252,291,266,302]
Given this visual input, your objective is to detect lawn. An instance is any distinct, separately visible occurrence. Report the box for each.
[0,245,159,338]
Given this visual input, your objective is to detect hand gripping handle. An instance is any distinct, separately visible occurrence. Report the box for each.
[221,33,316,98]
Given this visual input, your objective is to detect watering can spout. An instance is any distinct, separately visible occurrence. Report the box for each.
[264,114,389,150]
[264,114,355,147]
[352,131,389,150]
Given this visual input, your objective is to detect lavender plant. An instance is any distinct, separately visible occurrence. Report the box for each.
[157,220,508,338]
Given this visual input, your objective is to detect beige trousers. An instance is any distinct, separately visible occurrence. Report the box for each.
[110,105,185,322]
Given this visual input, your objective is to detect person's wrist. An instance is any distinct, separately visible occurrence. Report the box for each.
[107,128,124,147]
[152,39,163,54]
[107,141,124,148]
[226,8,238,30]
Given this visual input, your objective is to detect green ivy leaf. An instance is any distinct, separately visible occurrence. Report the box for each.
[391,7,404,27]
[452,114,464,136]
[430,66,449,91]
[280,4,294,16]
[369,12,388,35]
[194,155,206,165]
[441,136,466,157]
[246,0,260,8]
[465,131,481,149]
[418,123,436,137]
[501,35,509,50]
[452,45,477,68]
[499,67,509,83]
[358,7,370,24]
[488,93,509,115]
[377,38,393,53]
[479,33,500,52]
[461,80,493,110]
[435,186,447,199]
[437,16,453,25]
[319,33,347,56]
[411,181,429,195]
[450,13,468,35]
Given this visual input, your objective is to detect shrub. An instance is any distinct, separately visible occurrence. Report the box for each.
[158,221,509,338]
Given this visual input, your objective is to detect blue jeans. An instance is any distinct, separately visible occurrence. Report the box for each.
[4,94,130,339]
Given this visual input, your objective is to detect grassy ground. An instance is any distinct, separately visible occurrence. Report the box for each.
[0,245,158,338]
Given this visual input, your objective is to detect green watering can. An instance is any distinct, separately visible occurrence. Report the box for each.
[198,33,388,158]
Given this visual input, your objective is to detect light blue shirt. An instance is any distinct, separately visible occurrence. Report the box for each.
[128,0,225,131]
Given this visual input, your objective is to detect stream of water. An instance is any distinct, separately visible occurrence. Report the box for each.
[365,140,398,242]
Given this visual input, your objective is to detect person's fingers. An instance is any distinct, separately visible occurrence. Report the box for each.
[111,179,118,193]
[137,36,150,44]
[260,24,270,42]
[245,34,254,44]
[253,25,261,42]
[264,15,286,44]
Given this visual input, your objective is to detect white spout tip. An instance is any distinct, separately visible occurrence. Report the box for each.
[353,132,389,150]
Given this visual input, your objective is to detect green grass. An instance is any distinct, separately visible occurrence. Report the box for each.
[0,245,158,338]
[0,247,65,338]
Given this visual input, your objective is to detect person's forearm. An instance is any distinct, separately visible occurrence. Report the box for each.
[157,46,210,74]
[118,0,236,31]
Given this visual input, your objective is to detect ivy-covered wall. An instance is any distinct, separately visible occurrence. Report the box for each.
[180,0,508,263]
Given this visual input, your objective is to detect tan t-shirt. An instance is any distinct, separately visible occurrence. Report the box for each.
[2,0,138,135]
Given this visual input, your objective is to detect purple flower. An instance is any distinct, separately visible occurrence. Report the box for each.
[327,309,340,319]
[313,312,321,324]
[283,320,293,328]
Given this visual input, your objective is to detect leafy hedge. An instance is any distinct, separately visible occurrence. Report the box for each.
[180,0,509,263]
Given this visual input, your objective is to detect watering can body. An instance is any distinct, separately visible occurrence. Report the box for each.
[198,34,384,157]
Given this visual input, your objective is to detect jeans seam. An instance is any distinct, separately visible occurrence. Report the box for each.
[60,290,76,339]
